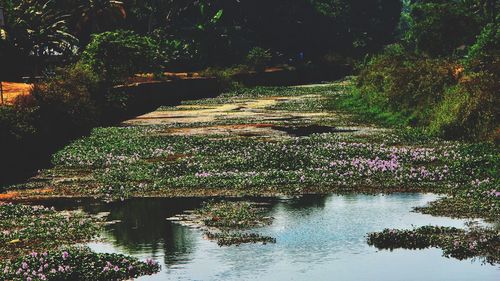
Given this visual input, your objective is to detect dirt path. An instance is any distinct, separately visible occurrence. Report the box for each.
[0,82,32,105]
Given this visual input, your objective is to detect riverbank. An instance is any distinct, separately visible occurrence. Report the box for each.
[1,79,498,272]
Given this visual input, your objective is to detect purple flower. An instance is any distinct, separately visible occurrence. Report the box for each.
[21,262,28,270]
[62,251,69,260]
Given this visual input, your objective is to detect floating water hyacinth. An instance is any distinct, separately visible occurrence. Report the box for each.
[0,247,160,281]
[169,201,275,246]
[367,225,500,265]
[0,203,101,260]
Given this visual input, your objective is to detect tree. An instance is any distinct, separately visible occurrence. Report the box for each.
[6,0,77,74]
[407,1,483,56]
[74,0,126,43]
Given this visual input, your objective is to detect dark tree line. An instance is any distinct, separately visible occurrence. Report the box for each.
[0,0,405,76]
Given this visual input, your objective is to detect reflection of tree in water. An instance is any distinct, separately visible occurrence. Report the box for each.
[275,194,329,217]
[40,198,204,267]
[285,194,328,209]
[102,198,203,265]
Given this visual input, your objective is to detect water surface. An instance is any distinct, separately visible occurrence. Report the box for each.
[46,194,499,281]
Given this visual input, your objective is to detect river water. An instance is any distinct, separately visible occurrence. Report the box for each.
[44,193,499,281]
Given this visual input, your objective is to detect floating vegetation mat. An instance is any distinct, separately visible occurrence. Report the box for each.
[169,201,275,246]
[367,224,500,265]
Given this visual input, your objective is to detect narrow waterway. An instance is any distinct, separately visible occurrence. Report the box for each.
[42,193,499,281]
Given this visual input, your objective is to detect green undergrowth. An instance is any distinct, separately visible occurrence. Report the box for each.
[335,86,415,127]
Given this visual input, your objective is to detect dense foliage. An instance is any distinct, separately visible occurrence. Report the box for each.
[349,0,499,141]
[0,0,405,75]
[81,30,160,82]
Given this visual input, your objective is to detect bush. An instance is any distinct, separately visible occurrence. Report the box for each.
[465,23,500,73]
[430,71,499,140]
[31,64,101,135]
[246,47,272,71]
[357,48,458,125]
[151,30,202,71]
[0,105,37,148]
[81,30,160,83]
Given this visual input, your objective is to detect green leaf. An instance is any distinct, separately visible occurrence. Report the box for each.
[211,9,223,23]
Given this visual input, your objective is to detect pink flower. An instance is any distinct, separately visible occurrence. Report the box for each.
[21,262,28,270]
[62,251,69,260]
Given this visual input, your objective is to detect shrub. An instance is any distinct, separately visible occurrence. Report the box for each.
[0,105,37,148]
[430,71,499,140]
[246,47,272,71]
[465,23,500,73]
[31,64,101,135]
[151,30,201,70]
[357,48,457,125]
[81,30,160,83]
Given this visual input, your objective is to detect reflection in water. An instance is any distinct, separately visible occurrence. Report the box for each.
[40,194,500,281]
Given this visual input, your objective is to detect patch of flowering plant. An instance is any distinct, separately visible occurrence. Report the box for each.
[367,225,500,265]
[0,247,160,281]
[0,203,101,259]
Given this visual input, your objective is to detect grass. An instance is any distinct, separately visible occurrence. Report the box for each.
[333,84,415,127]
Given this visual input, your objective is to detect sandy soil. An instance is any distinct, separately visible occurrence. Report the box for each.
[0,82,33,105]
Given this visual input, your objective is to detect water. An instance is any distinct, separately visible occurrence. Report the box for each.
[44,193,499,281]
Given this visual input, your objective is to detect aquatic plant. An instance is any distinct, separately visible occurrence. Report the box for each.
[0,203,101,260]
[197,201,272,228]
[0,246,160,281]
[206,232,276,246]
[367,225,500,265]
